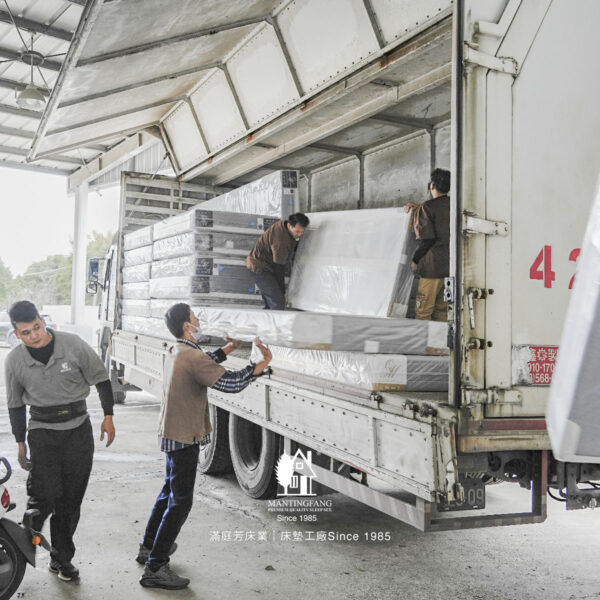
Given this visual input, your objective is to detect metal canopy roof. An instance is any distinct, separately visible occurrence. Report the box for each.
[23,0,454,185]
[0,0,129,175]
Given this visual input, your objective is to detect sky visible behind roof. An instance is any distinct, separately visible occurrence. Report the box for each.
[0,166,119,276]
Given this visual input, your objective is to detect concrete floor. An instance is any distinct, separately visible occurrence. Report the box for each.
[1,347,600,599]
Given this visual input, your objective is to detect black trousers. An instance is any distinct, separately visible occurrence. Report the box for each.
[248,266,286,310]
[27,418,94,564]
[143,444,199,570]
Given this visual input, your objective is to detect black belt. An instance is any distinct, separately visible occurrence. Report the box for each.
[29,400,88,423]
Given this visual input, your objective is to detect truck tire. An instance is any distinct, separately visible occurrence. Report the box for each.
[229,414,280,499]
[198,405,233,475]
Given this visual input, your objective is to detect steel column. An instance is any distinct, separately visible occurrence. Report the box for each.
[71,182,88,325]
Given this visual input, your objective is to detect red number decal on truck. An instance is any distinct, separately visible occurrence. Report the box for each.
[568,248,581,290]
[529,245,555,289]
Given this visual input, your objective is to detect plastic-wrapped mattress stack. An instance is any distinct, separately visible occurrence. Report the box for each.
[149,208,277,313]
[121,227,154,336]
[196,307,449,392]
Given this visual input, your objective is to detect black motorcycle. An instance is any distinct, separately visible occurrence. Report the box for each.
[0,457,49,600]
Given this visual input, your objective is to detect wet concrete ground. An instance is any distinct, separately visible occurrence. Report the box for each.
[0,347,600,600]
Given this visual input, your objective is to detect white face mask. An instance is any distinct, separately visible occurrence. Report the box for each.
[189,324,203,343]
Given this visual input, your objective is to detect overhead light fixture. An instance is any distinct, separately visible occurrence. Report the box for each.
[16,82,46,111]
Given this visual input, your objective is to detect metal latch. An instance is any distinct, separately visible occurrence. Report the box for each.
[466,287,494,329]
[464,43,518,76]
[462,388,523,405]
[463,213,509,236]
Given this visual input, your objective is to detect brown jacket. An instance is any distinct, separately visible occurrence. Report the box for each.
[158,342,225,444]
[413,195,450,279]
[246,219,296,274]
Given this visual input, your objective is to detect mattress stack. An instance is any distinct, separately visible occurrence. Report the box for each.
[120,207,278,339]
[196,307,449,392]
[121,227,153,335]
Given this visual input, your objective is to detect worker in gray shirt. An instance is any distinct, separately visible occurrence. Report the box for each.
[4,301,116,583]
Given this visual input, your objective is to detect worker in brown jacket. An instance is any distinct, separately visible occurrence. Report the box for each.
[137,303,272,590]
[406,168,451,321]
[246,212,310,309]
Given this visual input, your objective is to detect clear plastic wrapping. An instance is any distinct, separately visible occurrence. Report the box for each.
[150,275,258,299]
[122,282,150,299]
[123,245,153,267]
[197,170,298,218]
[151,255,248,279]
[122,299,150,317]
[153,208,278,240]
[122,263,151,283]
[251,345,448,392]
[122,316,169,338]
[548,181,600,461]
[153,231,259,260]
[124,226,153,250]
[150,298,187,319]
[287,208,417,317]
[195,307,448,355]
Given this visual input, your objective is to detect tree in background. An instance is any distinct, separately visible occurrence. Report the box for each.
[1,231,113,309]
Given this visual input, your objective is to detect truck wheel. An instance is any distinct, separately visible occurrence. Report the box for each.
[199,405,233,475]
[229,414,279,499]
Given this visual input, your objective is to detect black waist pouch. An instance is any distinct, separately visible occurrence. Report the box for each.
[29,400,88,423]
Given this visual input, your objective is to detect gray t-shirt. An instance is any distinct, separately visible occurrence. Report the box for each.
[5,330,108,431]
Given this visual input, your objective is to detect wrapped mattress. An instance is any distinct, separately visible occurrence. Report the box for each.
[151,255,248,279]
[123,263,151,283]
[253,345,448,392]
[124,226,153,250]
[153,231,259,260]
[123,245,153,267]
[196,307,448,355]
[153,207,278,240]
[150,275,258,299]
[548,182,600,462]
[287,207,417,317]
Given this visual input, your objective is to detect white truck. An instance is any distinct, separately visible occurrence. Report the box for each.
[88,0,600,531]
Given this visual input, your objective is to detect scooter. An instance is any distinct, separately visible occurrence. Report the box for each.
[0,457,49,600]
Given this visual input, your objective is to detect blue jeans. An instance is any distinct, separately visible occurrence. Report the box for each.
[248,266,285,310]
[143,444,199,570]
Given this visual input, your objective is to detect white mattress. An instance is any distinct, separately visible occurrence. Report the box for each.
[195,307,448,355]
[287,208,416,317]
[252,345,448,392]
[548,183,600,462]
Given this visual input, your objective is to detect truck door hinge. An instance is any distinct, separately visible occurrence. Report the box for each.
[463,213,509,236]
[462,388,523,406]
[463,44,518,76]
[466,287,494,330]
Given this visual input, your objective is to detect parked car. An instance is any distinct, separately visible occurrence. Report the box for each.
[0,311,11,346]
[6,313,57,349]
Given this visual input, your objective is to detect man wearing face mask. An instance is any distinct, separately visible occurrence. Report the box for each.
[246,212,310,310]
[137,303,272,590]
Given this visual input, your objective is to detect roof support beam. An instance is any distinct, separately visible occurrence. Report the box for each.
[0,144,83,165]
[0,102,41,119]
[63,0,86,5]
[0,77,27,92]
[0,10,73,42]
[68,130,158,193]
[309,143,361,156]
[58,62,221,108]
[369,114,432,130]
[0,159,70,175]
[267,18,304,97]
[0,47,62,71]
[220,64,249,130]
[362,0,386,49]
[0,123,107,152]
[76,16,268,67]
[47,97,183,136]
